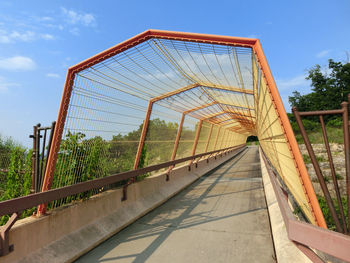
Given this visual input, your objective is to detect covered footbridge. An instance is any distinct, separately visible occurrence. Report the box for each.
[0,30,349,263]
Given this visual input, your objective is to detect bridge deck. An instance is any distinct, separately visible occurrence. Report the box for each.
[76,146,276,263]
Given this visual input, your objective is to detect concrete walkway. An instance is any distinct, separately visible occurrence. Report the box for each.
[76,146,276,263]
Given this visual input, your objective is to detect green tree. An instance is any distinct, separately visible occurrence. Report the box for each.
[53,132,111,188]
[2,147,32,200]
[289,59,350,112]
[0,148,33,225]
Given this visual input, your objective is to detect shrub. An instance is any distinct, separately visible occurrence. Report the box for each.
[0,148,33,225]
[326,118,343,128]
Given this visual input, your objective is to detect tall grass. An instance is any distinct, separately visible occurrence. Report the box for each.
[295,127,344,144]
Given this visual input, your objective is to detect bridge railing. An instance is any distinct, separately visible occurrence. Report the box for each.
[293,99,350,235]
[261,149,350,262]
[0,144,245,256]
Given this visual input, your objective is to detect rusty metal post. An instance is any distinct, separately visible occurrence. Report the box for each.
[188,120,203,167]
[293,107,343,232]
[133,101,153,170]
[42,121,56,183]
[35,128,41,192]
[123,100,153,200]
[0,212,19,256]
[29,125,38,193]
[166,112,186,180]
[341,102,350,231]
[320,115,347,233]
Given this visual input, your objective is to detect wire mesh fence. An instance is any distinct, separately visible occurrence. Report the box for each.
[45,37,253,210]
[0,31,324,229]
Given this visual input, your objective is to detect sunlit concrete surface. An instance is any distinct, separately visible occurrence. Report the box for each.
[76,146,275,263]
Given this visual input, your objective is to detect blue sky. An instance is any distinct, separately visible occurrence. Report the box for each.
[0,0,349,147]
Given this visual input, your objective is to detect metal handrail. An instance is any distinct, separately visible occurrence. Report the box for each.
[261,148,350,262]
[0,144,245,217]
[292,101,350,234]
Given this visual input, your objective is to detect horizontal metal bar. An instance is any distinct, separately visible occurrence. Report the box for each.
[261,149,350,262]
[298,109,344,116]
[0,145,246,217]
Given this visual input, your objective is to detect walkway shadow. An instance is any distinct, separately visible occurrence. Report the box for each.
[76,147,272,263]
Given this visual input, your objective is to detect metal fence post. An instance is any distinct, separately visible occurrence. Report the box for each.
[122,100,153,201]
[341,102,350,231]
[188,120,203,167]
[166,112,186,180]
[204,124,214,153]
[29,125,38,193]
[319,115,347,233]
[133,101,153,170]
[292,107,343,232]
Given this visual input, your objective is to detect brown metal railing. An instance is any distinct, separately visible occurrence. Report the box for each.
[292,100,350,234]
[261,149,350,262]
[29,122,56,193]
[0,144,246,256]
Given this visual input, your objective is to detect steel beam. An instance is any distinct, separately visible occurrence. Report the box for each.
[133,101,153,170]
[189,120,203,166]
[122,100,153,200]
[166,112,186,179]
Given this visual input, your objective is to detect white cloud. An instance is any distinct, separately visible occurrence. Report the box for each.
[0,56,36,71]
[37,16,54,22]
[40,33,54,40]
[10,30,36,42]
[316,49,331,58]
[0,8,97,42]
[46,73,60,78]
[61,7,96,27]
[0,29,55,43]
[69,27,80,36]
[276,74,310,90]
[0,76,19,92]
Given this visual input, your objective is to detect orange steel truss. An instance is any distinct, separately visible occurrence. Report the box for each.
[37,30,326,228]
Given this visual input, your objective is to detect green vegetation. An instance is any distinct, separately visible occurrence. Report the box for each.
[0,143,34,225]
[288,59,350,143]
[288,59,350,230]
[336,173,343,180]
[0,135,27,196]
[294,126,344,144]
[302,154,311,164]
[289,59,350,113]
[47,118,194,207]
[0,118,196,224]
[317,195,348,231]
